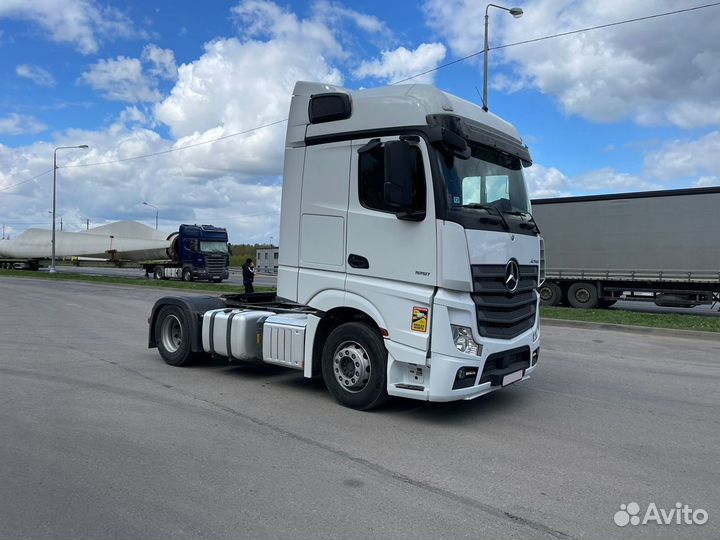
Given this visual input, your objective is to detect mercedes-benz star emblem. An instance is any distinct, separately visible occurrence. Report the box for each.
[505,259,520,293]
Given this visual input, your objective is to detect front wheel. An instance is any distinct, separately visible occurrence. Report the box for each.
[182,268,194,282]
[155,305,195,366]
[321,322,389,411]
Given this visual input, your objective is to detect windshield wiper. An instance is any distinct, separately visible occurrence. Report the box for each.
[506,210,541,233]
[462,203,510,230]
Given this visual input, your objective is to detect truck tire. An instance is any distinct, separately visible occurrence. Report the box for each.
[154,266,163,280]
[539,282,562,306]
[182,268,194,282]
[321,322,389,411]
[155,305,195,366]
[567,282,599,309]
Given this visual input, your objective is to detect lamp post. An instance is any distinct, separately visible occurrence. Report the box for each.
[483,3,523,112]
[51,144,89,273]
[143,202,159,230]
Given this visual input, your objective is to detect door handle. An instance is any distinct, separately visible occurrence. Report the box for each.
[348,253,369,269]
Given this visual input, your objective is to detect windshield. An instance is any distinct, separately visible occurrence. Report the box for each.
[200,241,228,254]
[439,142,530,214]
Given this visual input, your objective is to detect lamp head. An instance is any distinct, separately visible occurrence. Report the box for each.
[509,7,523,17]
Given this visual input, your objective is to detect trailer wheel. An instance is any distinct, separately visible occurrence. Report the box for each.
[154,266,163,280]
[539,282,563,306]
[155,305,194,366]
[321,322,389,411]
[182,268,194,282]
[567,282,599,309]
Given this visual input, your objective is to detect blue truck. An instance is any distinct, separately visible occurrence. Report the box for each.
[143,224,230,283]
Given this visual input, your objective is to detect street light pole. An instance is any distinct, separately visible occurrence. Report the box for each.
[483,3,523,112]
[51,144,89,273]
[143,202,159,230]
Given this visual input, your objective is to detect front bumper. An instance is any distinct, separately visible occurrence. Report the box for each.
[386,288,540,402]
[387,342,539,402]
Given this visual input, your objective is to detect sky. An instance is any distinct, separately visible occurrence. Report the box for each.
[1,0,719,243]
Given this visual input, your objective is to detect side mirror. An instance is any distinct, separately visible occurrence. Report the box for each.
[383,140,414,209]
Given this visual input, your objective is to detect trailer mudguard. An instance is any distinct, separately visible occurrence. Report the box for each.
[148,295,227,351]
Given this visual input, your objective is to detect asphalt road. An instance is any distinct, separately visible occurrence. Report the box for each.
[1,277,718,540]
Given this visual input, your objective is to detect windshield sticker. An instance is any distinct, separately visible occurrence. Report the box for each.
[411,307,429,333]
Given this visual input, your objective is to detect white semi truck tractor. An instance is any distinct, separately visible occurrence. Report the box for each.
[148,81,545,410]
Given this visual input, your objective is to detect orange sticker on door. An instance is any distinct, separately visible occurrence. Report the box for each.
[411,307,429,333]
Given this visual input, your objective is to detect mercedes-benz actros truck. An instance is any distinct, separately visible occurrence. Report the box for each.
[147,81,544,410]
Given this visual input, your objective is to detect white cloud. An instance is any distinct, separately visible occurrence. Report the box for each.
[313,0,391,35]
[142,44,177,80]
[80,56,161,103]
[16,64,55,87]
[524,163,570,199]
[354,43,447,84]
[156,0,345,179]
[0,113,47,135]
[423,0,720,128]
[643,131,720,182]
[696,176,718,187]
[0,1,351,243]
[0,0,146,54]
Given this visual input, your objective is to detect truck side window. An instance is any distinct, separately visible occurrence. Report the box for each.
[359,143,426,213]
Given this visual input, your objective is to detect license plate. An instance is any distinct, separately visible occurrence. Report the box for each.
[502,370,523,387]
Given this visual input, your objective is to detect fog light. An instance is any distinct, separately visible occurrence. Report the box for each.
[451,325,482,356]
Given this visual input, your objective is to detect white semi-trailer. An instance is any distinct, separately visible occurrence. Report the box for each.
[148,81,544,410]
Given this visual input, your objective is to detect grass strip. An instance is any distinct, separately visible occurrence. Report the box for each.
[541,306,720,333]
[4,269,716,333]
[0,269,274,294]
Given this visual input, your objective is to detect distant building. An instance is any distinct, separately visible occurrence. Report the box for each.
[255,246,279,274]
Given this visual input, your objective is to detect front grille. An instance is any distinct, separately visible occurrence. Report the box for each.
[206,256,226,276]
[471,264,538,339]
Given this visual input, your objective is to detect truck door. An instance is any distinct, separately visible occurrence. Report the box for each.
[346,136,436,353]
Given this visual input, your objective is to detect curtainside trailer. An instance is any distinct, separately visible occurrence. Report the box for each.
[532,187,720,309]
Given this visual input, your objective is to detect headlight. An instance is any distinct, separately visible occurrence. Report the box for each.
[451,325,482,356]
[532,328,539,343]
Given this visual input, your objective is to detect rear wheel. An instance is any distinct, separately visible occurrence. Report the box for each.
[538,282,563,306]
[321,322,389,411]
[155,305,194,366]
[567,282,599,309]
[154,266,163,280]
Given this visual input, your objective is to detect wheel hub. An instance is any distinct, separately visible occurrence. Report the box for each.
[333,341,371,393]
[160,314,183,353]
[576,288,591,303]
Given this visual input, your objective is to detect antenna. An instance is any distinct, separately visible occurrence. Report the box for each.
[475,86,487,111]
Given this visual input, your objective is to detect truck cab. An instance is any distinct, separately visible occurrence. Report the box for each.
[277,82,543,403]
[176,224,230,282]
[149,81,544,410]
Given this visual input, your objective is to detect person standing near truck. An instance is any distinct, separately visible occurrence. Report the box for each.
[242,258,255,293]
